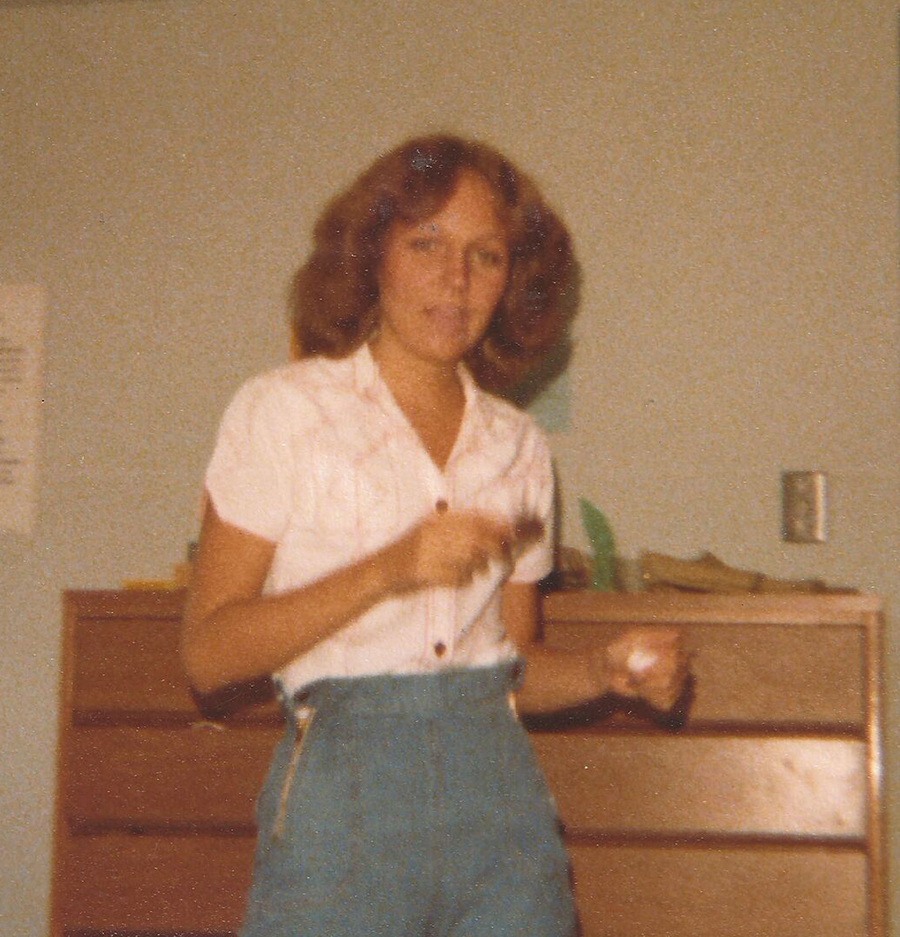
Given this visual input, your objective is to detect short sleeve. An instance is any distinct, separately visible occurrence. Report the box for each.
[508,426,556,584]
[204,375,294,543]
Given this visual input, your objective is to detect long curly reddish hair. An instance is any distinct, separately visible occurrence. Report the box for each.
[291,134,574,391]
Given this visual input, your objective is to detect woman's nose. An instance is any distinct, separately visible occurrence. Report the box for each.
[443,250,469,291]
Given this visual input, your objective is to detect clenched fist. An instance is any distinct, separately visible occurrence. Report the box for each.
[594,627,691,711]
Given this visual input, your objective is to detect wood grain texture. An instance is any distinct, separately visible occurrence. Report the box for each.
[65,588,188,619]
[545,621,865,727]
[66,726,281,829]
[73,619,278,721]
[73,619,196,715]
[65,726,865,839]
[52,589,885,937]
[533,732,866,840]
[542,590,881,626]
[59,834,252,932]
[568,843,867,937]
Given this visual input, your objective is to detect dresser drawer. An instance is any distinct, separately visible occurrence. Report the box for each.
[72,616,278,722]
[569,843,867,937]
[59,833,252,933]
[545,620,865,727]
[65,725,281,830]
[533,731,866,839]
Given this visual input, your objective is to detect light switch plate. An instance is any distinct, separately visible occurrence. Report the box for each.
[782,471,827,543]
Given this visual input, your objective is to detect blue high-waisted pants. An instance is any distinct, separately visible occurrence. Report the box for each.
[241,662,577,936]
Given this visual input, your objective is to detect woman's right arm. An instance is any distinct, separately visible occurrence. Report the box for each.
[181,499,512,695]
[181,500,407,694]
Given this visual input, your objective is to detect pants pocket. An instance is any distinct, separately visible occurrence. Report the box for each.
[255,712,361,909]
[270,711,316,841]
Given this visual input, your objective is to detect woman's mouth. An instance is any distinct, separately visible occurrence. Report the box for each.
[426,305,469,340]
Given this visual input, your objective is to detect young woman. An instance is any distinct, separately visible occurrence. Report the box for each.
[182,135,687,937]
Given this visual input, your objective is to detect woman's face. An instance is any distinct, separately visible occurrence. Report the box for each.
[375,171,509,371]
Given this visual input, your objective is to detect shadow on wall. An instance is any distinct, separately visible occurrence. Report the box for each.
[507,260,582,410]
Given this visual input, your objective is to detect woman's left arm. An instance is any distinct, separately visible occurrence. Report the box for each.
[502,582,689,714]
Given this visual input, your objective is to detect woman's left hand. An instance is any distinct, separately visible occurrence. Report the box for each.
[594,627,691,711]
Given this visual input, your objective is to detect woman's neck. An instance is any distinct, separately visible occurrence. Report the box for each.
[368,335,466,470]
[369,334,464,411]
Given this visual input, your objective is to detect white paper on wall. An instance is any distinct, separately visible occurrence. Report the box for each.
[0,285,45,537]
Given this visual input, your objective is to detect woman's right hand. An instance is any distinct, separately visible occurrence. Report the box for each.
[390,510,515,589]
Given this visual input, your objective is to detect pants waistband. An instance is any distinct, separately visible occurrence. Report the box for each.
[276,661,524,719]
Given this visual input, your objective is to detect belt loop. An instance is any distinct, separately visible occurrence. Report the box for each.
[271,706,314,841]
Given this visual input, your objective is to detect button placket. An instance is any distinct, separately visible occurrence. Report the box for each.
[422,462,454,665]
[427,488,455,664]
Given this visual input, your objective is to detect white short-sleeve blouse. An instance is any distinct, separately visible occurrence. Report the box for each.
[205,343,555,697]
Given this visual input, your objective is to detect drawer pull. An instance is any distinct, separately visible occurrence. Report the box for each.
[189,720,226,732]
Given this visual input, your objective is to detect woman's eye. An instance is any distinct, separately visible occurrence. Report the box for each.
[409,237,437,252]
[475,248,504,267]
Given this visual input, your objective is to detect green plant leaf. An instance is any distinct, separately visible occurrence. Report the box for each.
[579,498,616,591]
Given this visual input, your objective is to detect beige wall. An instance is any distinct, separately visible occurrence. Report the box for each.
[2,0,897,933]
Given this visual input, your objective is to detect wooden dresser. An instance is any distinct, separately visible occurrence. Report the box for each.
[52,589,885,937]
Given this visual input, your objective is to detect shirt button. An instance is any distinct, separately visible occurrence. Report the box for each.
[434,641,447,657]
[435,498,449,513]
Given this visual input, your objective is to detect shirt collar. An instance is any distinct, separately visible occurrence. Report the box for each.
[351,341,490,466]
[352,340,380,396]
